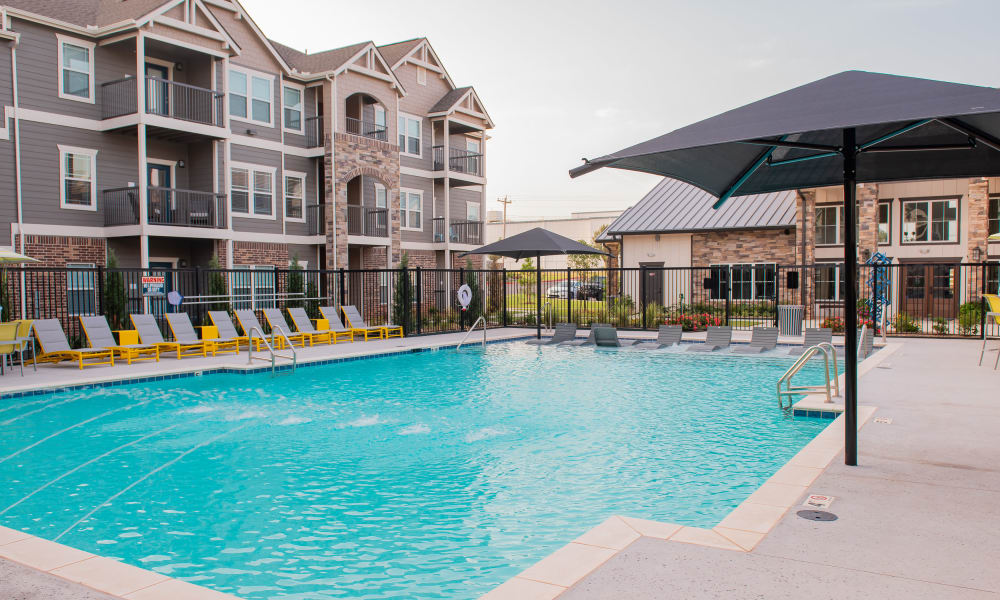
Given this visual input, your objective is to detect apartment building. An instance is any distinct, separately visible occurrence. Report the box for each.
[0,0,492,278]
[601,176,1000,320]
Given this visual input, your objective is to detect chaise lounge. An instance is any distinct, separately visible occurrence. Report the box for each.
[787,327,833,356]
[631,324,683,350]
[560,323,612,347]
[80,315,160,364]
[525,322,577,345]
[289,307,353,344]
[165,313,240,357]
[131,314,208,359]
[342,305,403,340]
[32,319,115,369]
[731,326,779,354]
[686,326,732,352]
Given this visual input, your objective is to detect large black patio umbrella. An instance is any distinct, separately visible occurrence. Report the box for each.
[461,227,608,339]
[570,70,1000,465]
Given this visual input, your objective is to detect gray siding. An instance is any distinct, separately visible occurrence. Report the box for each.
[451,187,482,223]
[19,121,138,227]
[229,143,282,234]
[400,174,433,243]
[399,115,433,171]
[0,138,15,245]
[283,154,318,237]
[188,142,215,192]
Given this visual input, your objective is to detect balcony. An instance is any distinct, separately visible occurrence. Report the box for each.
[345,117,388,142]
[306,203,326,235]
[347,205,388,237]
[432,147,483,177]
[104,187,227,228]
[305,116,324,148]
[100,76,225,128]
[433,218,482,245]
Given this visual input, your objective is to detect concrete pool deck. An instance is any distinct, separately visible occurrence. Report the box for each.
[513,337,1000,600]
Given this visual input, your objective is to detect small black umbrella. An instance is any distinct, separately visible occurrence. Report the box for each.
[462,227,608,338]
[570,70,1000,466]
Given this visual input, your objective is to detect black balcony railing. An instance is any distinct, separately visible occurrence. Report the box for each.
[345,117,388,141]
[103,187,226,228]
[432,146,483,176]
[431,218,482,244]
[347,205,388,237]
[100,76,224,127]
[305,116,324,148]
[307,203,326,235]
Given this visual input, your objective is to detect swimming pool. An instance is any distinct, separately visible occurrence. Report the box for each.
[0,342,834,599]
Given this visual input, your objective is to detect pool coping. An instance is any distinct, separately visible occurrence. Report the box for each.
[479,342,902,600]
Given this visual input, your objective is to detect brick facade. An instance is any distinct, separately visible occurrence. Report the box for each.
[690,228,797,267]
[233,242,289,267]
[406,250,438,269]
[967,178,989,263]
[19,235,106,267]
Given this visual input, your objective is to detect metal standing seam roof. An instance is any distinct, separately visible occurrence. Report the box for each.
[598,178,797,241]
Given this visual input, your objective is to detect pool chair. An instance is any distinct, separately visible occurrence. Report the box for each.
[318,306,372,341]
[593,326,625,348]
[0,322,21,375]
[130,314,208,359]
[979,294,1000,369]
[80,316,160,364]
[787,327,833,356]
[525,322,577,345]
[559,323,611,347]
[263,308,323,346]
[165,313,239,357]
[235,309,308,349]
[731,326,779,354]
[31,319,115,369]
[343,305,403,340]
[208,311,251,349]
[288,307,353,344]
[686,326,732,352]
[631,325,683,350]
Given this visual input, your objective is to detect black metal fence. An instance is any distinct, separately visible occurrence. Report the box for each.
[0,263,996,346]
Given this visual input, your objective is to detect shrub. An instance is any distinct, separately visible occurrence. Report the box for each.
[392,252,413,334]
[103,249,128,330]
[958,301,982,335]
[665,312,723,332]
[0,268,12,321]
[932,317,949,335]
[893,312,920,333]
[286,253,304,309]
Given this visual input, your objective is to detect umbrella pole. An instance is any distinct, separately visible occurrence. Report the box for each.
[842,128,859,466]
[536,252,542,339]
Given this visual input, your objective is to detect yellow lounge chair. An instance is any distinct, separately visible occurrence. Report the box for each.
[165,313,239,357]
[31,319,115,369]
[288,307,353,344]
[263,308,326,346]
[319,306,381,341]
[342,305,403,340]
[80,316,160,365]
[235,309,308,349]
[978,294,1000,369]
[208,311,251,349]
[0,322,21,375]
[130,313,208,359]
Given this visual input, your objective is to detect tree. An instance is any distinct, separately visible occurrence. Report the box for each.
[392,252,413,334]
[206,254,229,313]
[103,249,129,330]
[287,253,304,309]
[463,258,483,324]
[567,240,600,271]
[0,268,12,322]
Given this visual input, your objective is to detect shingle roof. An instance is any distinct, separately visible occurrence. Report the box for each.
[599,178,797,240]
[377,38,422,67]
[5,0,169,27]
[429,86,471,114]
[269,39,369,74]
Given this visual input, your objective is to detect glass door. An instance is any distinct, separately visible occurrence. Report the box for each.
[147,164,172,224]
[145,63,170,116]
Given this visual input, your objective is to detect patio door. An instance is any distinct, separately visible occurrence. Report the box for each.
[147,163,172,224]
[145,63,170,116]
[899,262,958,319]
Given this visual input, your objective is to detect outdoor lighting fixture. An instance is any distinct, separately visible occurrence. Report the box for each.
[178,160,186,168]
[175,62,183,71]
[973,247,982,261]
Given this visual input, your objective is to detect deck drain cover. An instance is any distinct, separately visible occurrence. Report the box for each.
[797,510,838,522]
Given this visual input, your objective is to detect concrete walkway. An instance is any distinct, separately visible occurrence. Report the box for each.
[560,337,1000,599]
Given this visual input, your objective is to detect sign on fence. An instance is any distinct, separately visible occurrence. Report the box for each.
[141,275,165,297]
[457,284,472,310]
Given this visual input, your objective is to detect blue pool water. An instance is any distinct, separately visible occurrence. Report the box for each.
[0,343,834,599]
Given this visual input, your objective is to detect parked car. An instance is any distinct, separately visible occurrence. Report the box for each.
[546,281,604,300]
[546,282,582,299]
[576,283,604,300]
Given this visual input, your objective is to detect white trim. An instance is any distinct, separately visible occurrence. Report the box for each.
[283,170,307,223]
[400,166,434,179]
[56,34,96,104]
[389,39,456,89]
[416,65,427,85]
[347,235,392,247]
[143,56,174,81]
[400,187,423,231]
[11,222,325,245]
[281,80,305,135]
[398,112,422,158]
[98,32,138,47]
[143,31,230,58]
[148,256,179,269]
[13,106,229,138]
[57,144,98,212]
[400,240,437,251]
[228,64,274,127]
[230,134,323,157]
[230,161,277,219]
[151,15,227,43]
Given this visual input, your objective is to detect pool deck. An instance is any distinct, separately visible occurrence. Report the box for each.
[498,337,999,600]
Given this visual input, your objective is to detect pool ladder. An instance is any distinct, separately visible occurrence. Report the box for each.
[456,316,487,350]
[247,327,297,375]
[777,342,839,409]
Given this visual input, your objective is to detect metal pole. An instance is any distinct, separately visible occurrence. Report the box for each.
[535,252,541,339]
[502,268,508,327]
[566,266,572,325]
[842,127,859,466]
[640,266,647,330]
[416,266,422,335]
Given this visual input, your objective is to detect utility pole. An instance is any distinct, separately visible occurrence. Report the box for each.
[498,195,512,239]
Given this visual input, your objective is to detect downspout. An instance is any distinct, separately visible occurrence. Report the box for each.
[12,35,26,317]
[798,190,807,307]
[327,74,337,270]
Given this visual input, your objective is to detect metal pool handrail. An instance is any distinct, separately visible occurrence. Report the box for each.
[246,326,296,375]
[457,316,487,350]
[777,343,837,409]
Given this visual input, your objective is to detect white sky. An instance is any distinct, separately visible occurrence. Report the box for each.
[243,0,1000,220]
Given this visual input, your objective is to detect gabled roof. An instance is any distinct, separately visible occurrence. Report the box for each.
[3,0,169,27]
[378,37,457,89]
[377,38,422,68]
[270,39,369,73]
[429,87,472,113]
[600,178,797,240]
[428,86,494,128]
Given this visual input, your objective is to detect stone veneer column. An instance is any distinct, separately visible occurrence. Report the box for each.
[966,178,989,263]
[796,190,817,315]
[856,183,879,260]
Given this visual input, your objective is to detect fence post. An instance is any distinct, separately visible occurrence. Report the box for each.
[415,267,422,335]
[773,266,780,327]
[981,261,988,339]
[194,265,202,325]
[566,267,572,325]
[502,268,508,327]
[96,265,105,317]
[458,267,465,330]
[339,267,346,308]
[640,266,647,330]
[724,266,732,326]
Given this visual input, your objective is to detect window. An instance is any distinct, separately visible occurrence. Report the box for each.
[398,114,421,156]
[878,202,891,245]
[57,36,94,102]
[67,263,97,316]
[989,196,999,237]
[708,263,776,301]
[416,66,427,85]
[283,85,302,132]
[284,173,305,221]
[815,205,841,246]
[230,68,272,125]
[902,198,958,243]
[59,145,97,211]
[467,201,481,222]
[815,263,845,302]
[231,164,275,218]
[401,189,422,230]
[232,266,252,309]
[374,183,387,209]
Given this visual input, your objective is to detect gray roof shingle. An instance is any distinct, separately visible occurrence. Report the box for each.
[377,38,422,67]
[5,0,170,27]
[599,178,797,240]
[429,86,471,114]
[269,39,369,74]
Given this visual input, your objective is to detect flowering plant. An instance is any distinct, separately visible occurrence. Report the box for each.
[666,313,724,332]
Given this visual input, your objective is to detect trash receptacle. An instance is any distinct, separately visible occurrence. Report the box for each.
[778,305,804,336]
